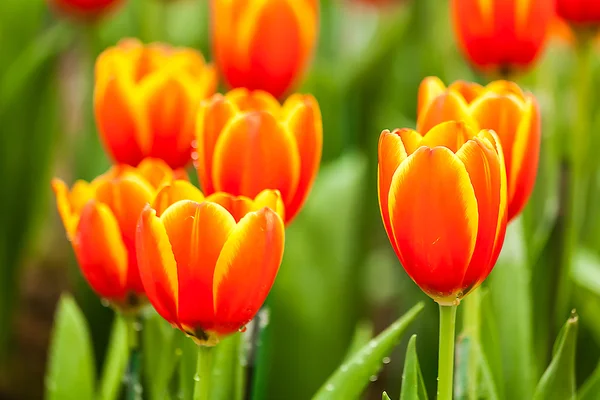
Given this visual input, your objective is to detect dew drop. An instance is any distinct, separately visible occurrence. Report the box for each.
[368,340,377,349]
[133,322,143,332]
[100,298,110,307]
[341,365,349,372]
[193,374,200,382]
[325,384,334,392]
[134,383,143,394]
[382,357,391,364]
[238,326,247,333]
[369,375,378,382]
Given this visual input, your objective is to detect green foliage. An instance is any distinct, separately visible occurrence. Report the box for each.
[400,335,428,400]
[97,316,129,400]
[313,303,424,400]
[45,295,96,400]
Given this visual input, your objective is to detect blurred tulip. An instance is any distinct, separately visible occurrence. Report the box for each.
[136,196,285,345]
[95,38,217,169]
[195,88,322,224]
[451,0,554,72]
[557,0,600,26]
[211,0,319,98]
[418,77,540,221]
[52,158,186,311]
[49,0,122,17]
[378,121,507,303]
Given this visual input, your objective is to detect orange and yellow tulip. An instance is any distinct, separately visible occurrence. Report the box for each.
[451,0,554,72]
[52,158,186,310]
[378,121,507,303]
[49,0,122,17]
[136,188,285,345]
[95,39,217,169]
[211,0,319,98]
[195,88,322,224]
[418,77,540,221]
[557,0,600,26]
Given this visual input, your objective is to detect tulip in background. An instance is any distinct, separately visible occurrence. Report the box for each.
[48,0,122,17]
[195,88,322,224]
[451,0,554,73]
[418,77,541,221]
[95,38,217,169]
[211,0,319,98]
[378,121,507,399]
[557,0,600,27]
[51,158,186,311]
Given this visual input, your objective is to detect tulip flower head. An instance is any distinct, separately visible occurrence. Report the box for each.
[136,184,285,345]
[378,121,507,304]
[49,0,122,18]
[557,0,600,27]
[451,0,554,73]
[52,158,186,311]
[211,0,319,98]
[418,77,540,221]
[95,39,217,169]
[195,88,322,224]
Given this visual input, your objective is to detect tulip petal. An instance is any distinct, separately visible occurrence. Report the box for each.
[282,94,322,222]
[136,158,184,189]
[152,181,205,217]
[253,189,286,221]
[448,80,484,104]
[207,189,284,223]
[397,129,424,155]
[161,201,236,330]
[226,88,281,115]
[213,208,284,334]
[74,201,128,301]
[417,76,446,117]
[378,130,408,256]
[212,111,300,205]
[196,94,238,194]
[52,178,94,239]
[136,205,179,325]
[456,136,502,293]
[94,76,146,165]
[421,121,474,152]
[417,90,477,134]
[388,146,478,299]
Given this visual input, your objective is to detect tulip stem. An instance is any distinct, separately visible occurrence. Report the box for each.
[126,316,142,400]
[437,304,458,400]
[193,345,214,400]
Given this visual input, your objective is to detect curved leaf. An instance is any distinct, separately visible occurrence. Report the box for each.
[400,335,427,400]
[45,294,96,400]
[578,361,600,400]
[383,392,392,400]
[533,313,578,400]
[313,302,424,400]
[97,315,128,400]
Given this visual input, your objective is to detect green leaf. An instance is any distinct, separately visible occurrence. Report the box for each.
[400,335,427,400]
[454,335,499,400]
[383,392,392,400]
[210,333,246,400]
[578,362,600,400]
[572,248,600,296]
[143,311,179,400]
[343,321,374,362]
[179,333,199,400]
[313,302,424,400]
[533,313,578,400]
[45,294,96,400]
[97,315,129,400]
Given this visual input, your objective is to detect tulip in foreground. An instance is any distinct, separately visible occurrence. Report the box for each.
[95,38,217,169]
[195,88,322,224]
[378,121,507,400]
[211,0,319,98]
[52,158,185,311]
[418,77,540,221]
[451,0,553,73]
[136,190,285,346]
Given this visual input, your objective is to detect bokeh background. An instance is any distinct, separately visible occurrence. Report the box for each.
[1,0,600,399]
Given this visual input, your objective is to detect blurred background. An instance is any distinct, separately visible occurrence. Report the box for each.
[1,0,600,399]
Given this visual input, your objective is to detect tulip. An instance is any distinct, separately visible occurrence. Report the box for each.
[557,0,600,27]
[95,38,217,169]
[378,121,507,303]
[136,194,285,345]
[417,77,540,221]
[49,0,122,17]
[195,88,322,224]
[211,0,319,98]
[52,158,185,310]
[451,0,554,72]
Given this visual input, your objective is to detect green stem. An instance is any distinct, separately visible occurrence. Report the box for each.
[126,316,142,400]
[193,345,214,400]
[437,304,458,400]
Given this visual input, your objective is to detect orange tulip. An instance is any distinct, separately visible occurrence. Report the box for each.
[451,0,554,72]
[136,190,285,345]
[49,0,122,17]
[418,77,540,221]
[211,0,319,98]
[378,122,507,303]
[95,39,217,169]
[195,88,322,224]
[557,0,600,26]
[52,158,186,310]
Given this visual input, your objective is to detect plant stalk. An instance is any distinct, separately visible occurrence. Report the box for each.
[437,304,458,400]
[193,345,214,400]
[126,316,142,400]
